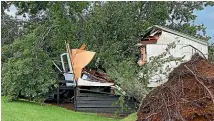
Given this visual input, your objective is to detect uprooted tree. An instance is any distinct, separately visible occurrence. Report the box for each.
[137,53,214,121]
[1,1,213,101]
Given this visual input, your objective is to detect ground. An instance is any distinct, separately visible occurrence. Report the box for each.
[1,97,120,121]
[121,113,137,121]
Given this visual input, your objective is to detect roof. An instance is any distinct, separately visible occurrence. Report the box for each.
[145,25,209,46]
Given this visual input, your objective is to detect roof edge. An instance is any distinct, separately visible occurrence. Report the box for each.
[150,25,209,46]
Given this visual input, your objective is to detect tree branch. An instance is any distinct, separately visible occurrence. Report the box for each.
[181,44,207,59]
[184,65,214,104]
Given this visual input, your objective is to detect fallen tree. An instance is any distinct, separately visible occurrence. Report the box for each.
[137,53,214,121]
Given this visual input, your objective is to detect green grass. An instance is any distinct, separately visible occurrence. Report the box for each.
[1,97,120,121]
[121,113,137,121]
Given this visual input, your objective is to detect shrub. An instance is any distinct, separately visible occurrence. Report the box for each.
[1,32,57,101]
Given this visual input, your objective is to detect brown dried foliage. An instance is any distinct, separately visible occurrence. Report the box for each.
[137,53,214,121]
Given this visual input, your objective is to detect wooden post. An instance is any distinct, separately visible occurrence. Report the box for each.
[57,82,59,104]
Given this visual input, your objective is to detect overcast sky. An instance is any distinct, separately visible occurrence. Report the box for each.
[5,4,214,44]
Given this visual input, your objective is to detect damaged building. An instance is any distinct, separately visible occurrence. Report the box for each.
[137,25,209,87]
[46,43,137,114]
[46,25,209,114]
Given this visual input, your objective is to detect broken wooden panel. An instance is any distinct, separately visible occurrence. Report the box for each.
[65,42,95,80]
[137,29,162,66]
[137,45,147,66]
[83,69,114,83]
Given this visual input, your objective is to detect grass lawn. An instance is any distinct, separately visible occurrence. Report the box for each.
[1,97,120,121]
[120,113,137,121]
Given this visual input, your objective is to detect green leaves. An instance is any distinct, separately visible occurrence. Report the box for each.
[1,28,56,101]
[2,1,212,102]
[13,1,49,15]
[209,45,214,63]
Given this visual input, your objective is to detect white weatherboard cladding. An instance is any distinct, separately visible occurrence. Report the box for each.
[157,31,208,57]
[145,31,208,87]
[146,44,192,87]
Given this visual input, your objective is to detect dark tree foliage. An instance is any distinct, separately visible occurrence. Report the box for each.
[1,1,213,101]
[209,45,214,63]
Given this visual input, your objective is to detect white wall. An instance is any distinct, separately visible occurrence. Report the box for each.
[157,31,208,57]
[145,31,208,87]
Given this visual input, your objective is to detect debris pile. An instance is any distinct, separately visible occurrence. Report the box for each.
[83,69,113,83]
[137,53,214,121]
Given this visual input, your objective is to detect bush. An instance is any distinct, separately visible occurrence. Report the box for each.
[1,32,57,101]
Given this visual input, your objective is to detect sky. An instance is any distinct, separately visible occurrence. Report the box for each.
[193,6,214,44]
[4,4,29,21]
[4,4,214,44]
